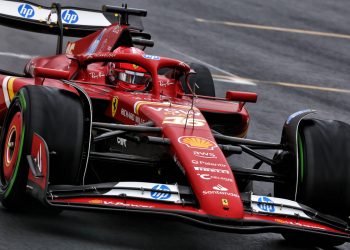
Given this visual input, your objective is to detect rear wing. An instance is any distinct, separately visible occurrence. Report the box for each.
[0,0,147,53]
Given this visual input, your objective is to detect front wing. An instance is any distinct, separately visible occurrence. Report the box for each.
[24,116,350,243]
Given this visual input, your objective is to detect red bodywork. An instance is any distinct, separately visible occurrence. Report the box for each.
[0,22,348,240]
[0,24,249,219]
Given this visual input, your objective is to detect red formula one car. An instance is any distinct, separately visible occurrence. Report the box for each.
[0,1,350,247]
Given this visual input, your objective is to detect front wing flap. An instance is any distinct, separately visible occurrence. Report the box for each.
[45,183,350,241]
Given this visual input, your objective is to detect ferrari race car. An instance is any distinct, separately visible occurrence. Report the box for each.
[0,1,350,247]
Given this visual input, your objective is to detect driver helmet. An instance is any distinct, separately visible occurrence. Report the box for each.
[107,47,151,91]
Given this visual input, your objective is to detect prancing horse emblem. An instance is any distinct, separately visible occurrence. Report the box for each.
[112,97,119,117]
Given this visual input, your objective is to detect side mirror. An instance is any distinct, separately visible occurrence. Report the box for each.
[226,91,258,103]
[33,67,70,80]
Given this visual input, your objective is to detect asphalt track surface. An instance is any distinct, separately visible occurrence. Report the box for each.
[0,0,350,249]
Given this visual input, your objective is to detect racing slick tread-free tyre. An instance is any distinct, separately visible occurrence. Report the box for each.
[281,118,350,247]
[181,63,215,97]
[297,119,350,220]
[0,86,84,210]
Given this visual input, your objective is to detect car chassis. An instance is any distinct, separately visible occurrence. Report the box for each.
[0,1,349,247]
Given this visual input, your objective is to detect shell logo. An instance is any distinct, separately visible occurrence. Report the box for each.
[178,136,217,150]
[88,199,103,204]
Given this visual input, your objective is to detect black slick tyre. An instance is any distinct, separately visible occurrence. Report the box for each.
[278,118,350,247]
[296,119,350,220]
[181,62,215,97]
[0,86,85,210]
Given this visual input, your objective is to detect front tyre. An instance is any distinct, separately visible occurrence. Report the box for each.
[275,118,350,247]
[0,91,28,209]
[0,86,85,210]
[296,119,350,220]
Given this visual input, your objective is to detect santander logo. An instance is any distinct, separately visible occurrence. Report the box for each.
[212,184,228,191]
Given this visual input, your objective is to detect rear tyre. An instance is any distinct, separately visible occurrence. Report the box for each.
[181,63,215,97]
[0,86,85,210]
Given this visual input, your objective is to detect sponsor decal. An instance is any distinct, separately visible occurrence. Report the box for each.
[159,80,175,87]
[89,72,105,79]
[103,201,153,208]
[202,190,239,198]
[257,196,275,213]
[194,166,230,174]
[213,184,228,191]
[197,173,211,180]
[134,101,198,115]
[163,117,206,127]
[62,10,79,24]
[178,136,217,150]
[18,4,35,19]
[87,52,116,59]
[87,29,106,55]
[148,107,201,117]
[112,97,119,117]
[116,137,127,147]
[88,199,153,208]
[251,195,310,219]
[193,151,217,159]
[121,108,146,124]
[143,54,160,60]
[274,219,326,231]
[197,174,233,182]
[151,185,171,200]
[201,182,239,198]
[102,182,180,203]
[66,43,75,54]
[133,64,139,70]
[192,160,227,168]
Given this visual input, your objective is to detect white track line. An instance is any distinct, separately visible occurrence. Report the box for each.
[196,18,350,40]
[0,52,35,59]
[213,78,256,86]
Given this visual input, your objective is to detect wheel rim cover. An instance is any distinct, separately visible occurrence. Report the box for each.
[3,112,22,182]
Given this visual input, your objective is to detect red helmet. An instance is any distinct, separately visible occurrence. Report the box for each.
[107,47,151,91]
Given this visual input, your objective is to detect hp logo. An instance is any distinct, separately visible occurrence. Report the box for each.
[257,196,275,213]
[143,54,160,60]
[62,10,79,24]
[150,185,171,200]
[18,4,35,19]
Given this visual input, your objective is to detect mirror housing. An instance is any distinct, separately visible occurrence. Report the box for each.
[33,67,70,80]
[226,91,258,103]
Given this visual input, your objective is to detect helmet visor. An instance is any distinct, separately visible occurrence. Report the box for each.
[118,70,149,85]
